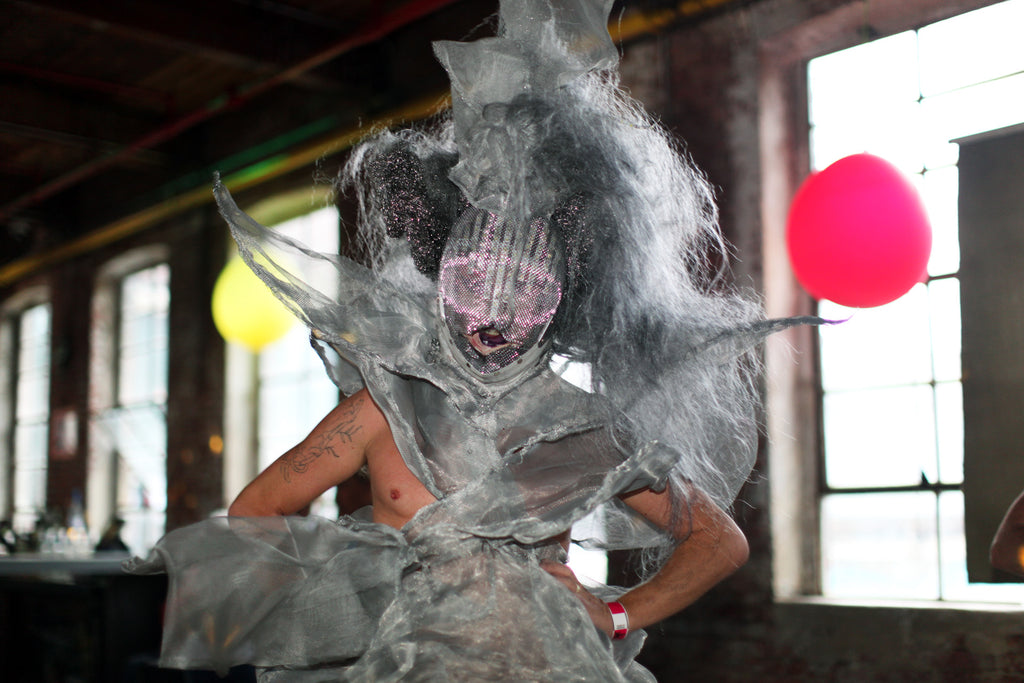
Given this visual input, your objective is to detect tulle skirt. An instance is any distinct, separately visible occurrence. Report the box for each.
[126,513,654,682]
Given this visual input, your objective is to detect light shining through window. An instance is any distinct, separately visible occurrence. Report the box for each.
[257,206,342,518]
[810,0,1024,603]
[11,303,51,533]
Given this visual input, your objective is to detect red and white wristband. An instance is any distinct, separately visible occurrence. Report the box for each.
[607,601,629,640]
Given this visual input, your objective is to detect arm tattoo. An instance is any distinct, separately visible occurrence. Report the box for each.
[280,395,366,483]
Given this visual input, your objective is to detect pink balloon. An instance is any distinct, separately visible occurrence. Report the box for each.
[786,153,932,308]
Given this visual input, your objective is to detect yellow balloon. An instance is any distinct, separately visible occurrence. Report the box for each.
[211,256,295,352]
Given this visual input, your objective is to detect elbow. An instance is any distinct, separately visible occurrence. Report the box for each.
[227,477,285,517]
[711,514,749,578]
[725,525,750,572]
[228,493,275,517]
[989,536,1023,576]
[227,499,251,517]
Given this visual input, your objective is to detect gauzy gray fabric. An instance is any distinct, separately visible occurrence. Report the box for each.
[123,0,793,679]
[125,182,665,681]
[434,0,617,216]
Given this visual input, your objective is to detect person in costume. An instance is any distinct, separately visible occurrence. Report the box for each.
[127,1,811,680]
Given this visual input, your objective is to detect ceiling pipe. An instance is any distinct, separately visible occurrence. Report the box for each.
[0,0,464,224]
[0,91,448,287]
[0,60,173,110]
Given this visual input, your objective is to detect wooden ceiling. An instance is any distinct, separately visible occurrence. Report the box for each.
[0,0,744,275]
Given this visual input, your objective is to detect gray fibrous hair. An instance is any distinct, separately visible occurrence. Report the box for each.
[341,65,789,518]
[336,2,822,584]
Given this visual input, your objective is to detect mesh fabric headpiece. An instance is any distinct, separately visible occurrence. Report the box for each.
[438,206,564,382]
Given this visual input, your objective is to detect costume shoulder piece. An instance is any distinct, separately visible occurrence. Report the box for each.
[214,178,437,397]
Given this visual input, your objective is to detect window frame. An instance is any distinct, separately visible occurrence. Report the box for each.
[808,4,1024,602]
[758,0,1008,602]
[219,192,344,513]
[87,246,170,552]
[0,286,52,533]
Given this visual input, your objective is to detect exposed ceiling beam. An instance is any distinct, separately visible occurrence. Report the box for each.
[0,91,449,287]
[0,60,173,111]
[0,0,752,278]
[0,0,464,225]
[0,79,164,150]
[11,0,344,75]
[0,120,164,167]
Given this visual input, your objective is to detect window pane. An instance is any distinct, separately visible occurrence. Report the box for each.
[935,382,964,485]
[810,101,924,173]
[12,303,51,532]
[927,278,961,383]
[15,304,50,420]
[113,405,168,554]
[257,327,338,471]
[111,406,168,500]
[821,491,939,599]
[13,422,48,531]
[119,265,170,405]
[116,264,170,554]
[819,284,932,391]
[808,32,921,171]
[920,72,1024,158]
[808,31,919,126]
[17,305,50,373]
[256,207,341,516]
[918,0,1024,97]
[14,375,48,420]
[921,168,960,277]
[824,385,936,489]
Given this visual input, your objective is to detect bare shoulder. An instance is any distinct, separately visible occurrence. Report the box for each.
[328,388,385,433]
[229,388,389,516]
[317,388,389,449]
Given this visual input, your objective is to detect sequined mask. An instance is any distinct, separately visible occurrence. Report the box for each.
[438,207,564,382]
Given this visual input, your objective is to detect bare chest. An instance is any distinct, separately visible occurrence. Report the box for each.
[365,436,438,529]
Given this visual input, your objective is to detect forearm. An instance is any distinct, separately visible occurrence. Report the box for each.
[614,518,749,632]
[545,487,750,637]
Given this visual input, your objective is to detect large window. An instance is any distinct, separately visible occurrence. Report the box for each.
[114,264,170,552]
[256,206,341,517]
[0,299,52,534]
[222,201,343,516]
[90,254,170,556]
[809,0,1024,602]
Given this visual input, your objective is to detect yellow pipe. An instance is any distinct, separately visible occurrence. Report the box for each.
[0,93,449,287]
[0,1,735,288]
[612,0,740,41]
